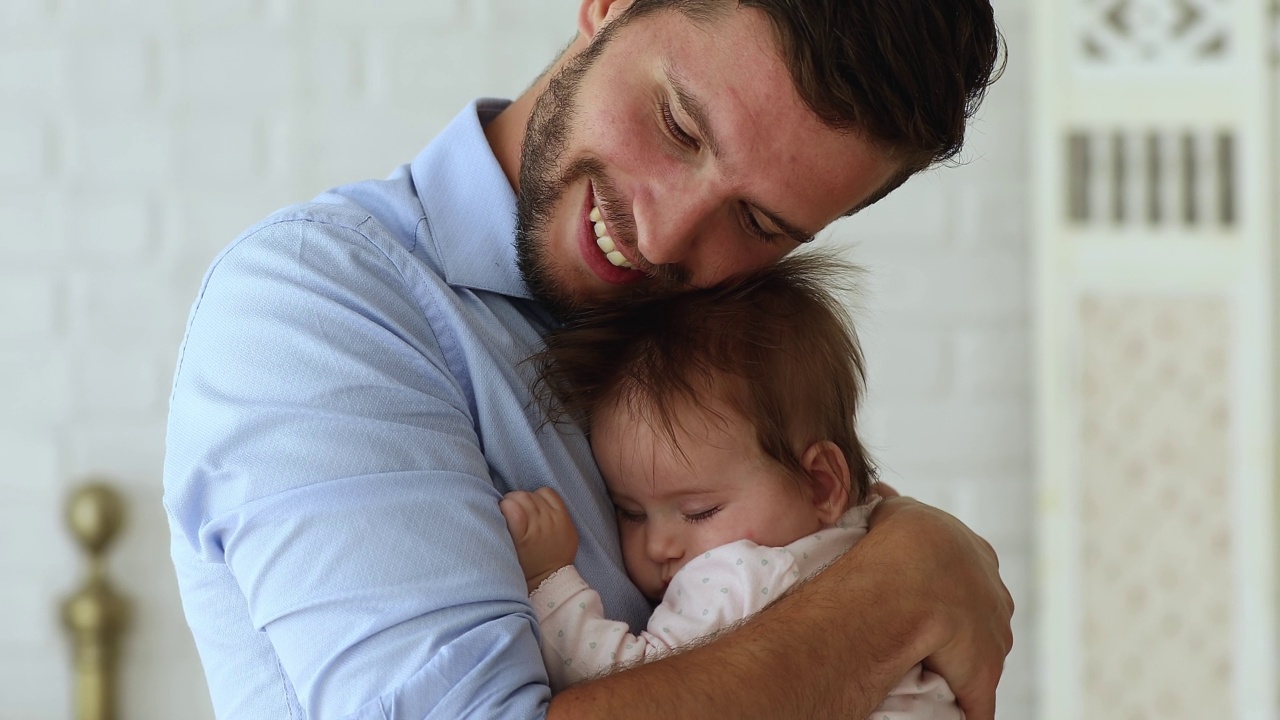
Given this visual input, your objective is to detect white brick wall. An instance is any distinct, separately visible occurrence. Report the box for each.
[0,1,1034,717]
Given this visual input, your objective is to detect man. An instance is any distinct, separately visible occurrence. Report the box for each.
[164,1,1012,718]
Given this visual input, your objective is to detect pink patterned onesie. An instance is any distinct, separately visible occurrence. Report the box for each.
[530,503,964,718]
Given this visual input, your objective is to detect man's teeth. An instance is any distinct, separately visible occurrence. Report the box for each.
[590,203,634,269]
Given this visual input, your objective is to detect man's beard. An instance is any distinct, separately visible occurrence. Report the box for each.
[513,39,602,322]
[514,33,687,321]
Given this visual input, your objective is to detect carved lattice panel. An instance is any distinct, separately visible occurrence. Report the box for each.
[1036,0,1276,717]
[1065,127,1236,229]
[1078,295,1233,718]
[1080,0,1233,63]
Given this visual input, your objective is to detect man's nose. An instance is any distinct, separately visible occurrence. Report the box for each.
[632,179,720,268]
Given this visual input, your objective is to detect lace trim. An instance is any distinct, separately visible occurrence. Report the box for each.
[528,565,575,598]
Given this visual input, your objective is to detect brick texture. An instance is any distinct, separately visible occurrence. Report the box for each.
[0,2,1034,718]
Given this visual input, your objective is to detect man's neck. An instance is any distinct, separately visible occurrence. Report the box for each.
[483,92,534,195]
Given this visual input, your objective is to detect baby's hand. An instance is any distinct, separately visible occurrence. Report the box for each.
[499,487,580,594]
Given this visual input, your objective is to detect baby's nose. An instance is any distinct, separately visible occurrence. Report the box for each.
[646,524,684,563]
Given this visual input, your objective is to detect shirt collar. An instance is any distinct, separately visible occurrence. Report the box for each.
[411,99,531,299]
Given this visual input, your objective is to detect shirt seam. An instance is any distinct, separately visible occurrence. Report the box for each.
[345,215,455,374]
[172,213,450,398]
[273,655,296,720]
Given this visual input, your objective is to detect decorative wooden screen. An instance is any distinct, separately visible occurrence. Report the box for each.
[1032,1,1278,718]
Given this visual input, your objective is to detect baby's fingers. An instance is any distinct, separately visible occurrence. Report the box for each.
[499,492,534,540]
[533,487,570,518]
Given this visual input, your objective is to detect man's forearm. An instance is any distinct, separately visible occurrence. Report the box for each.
[547,538,926,719]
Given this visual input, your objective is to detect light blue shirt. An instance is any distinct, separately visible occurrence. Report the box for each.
[164,100,651,720]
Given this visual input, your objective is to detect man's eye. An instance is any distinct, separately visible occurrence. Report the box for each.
[661,101,699,149]
[740,205,782,244]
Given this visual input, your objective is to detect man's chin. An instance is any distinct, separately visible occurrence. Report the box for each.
[515,245,588,321]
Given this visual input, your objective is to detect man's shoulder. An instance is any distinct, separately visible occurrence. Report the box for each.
[236,198,393,254]
[207,195,440,288]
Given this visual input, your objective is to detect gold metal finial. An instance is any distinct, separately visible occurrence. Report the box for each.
[66,483,124,559]
[61,481,129,720]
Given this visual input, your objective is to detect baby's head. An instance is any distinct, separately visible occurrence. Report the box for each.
[535,254,877,600]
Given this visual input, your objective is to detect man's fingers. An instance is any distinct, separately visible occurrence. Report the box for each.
[977,535,1000,567]
[958,693,996,720]
[955,661,1003,720]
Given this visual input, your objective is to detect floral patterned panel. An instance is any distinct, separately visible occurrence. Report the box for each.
[1079,294,1233,719]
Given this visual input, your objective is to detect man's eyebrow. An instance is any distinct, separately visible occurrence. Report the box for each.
[665,65,722,159]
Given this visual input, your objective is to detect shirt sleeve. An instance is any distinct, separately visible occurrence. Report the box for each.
[529,542,801,691]
[164,215,549,719]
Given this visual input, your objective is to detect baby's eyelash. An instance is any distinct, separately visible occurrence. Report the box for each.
[685,507,721,523]
[616,508,646,524]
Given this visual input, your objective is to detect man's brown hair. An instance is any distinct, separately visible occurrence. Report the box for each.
[532,253,877,502]
[608,0,1005,210]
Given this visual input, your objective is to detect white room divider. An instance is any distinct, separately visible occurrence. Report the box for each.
[1032,0,1278,717]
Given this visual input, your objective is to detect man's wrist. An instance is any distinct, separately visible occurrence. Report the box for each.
[859,497,966,664]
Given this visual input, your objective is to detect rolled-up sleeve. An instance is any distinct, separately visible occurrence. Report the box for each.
[164,215,550,719]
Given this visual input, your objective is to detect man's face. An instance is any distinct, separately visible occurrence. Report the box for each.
[516,5,901,317]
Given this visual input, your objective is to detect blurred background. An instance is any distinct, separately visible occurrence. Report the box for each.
[0,0,1274,718]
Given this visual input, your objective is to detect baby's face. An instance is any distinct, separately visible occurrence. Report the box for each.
[590,395,827,601]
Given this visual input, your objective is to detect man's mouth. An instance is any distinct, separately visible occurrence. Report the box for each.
[577,180,645,288]
[589,201,635,269]
[588,183,642,271]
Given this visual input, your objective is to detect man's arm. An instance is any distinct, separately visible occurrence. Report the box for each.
[547,496,1013,720]
[165,213,553,718]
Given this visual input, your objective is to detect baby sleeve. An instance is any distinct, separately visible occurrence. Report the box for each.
[871,662,965,720]
[648,540,802,643]
[529,541,802,691]
[530,566,677,690]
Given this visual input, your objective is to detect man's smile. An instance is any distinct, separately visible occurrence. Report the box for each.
[579,179,646,285]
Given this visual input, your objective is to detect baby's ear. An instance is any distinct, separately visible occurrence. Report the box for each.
[799,441,850,525]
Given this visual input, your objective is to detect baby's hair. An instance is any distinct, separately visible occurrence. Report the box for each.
[532,253,877,503]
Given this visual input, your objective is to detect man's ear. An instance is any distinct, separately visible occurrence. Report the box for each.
[578,0,631,40]
[800,441,851,525]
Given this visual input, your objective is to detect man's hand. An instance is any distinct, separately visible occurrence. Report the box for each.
[500,487,580,593]
[867,495,1014,720]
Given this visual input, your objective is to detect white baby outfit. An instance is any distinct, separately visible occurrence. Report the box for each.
[531,502,963,718]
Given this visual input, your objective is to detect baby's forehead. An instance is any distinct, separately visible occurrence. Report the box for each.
[594,379,753,445]
[598,365,752,422]
[593,388,776,488]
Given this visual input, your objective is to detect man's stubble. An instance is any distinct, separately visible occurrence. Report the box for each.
[513,39,605,322]
[513,28,687,322]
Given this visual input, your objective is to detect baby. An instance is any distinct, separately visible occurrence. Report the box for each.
[500,255,960,718]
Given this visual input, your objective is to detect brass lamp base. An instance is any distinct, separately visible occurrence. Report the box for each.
[61,482,129,720]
